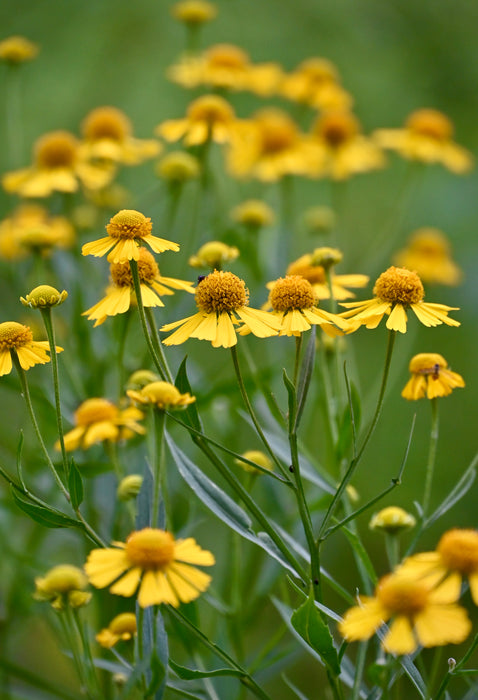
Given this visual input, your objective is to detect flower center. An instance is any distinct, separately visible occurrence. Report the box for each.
[206,44,249,69]
[438,529,478,574]
[106,210,153,240]
[82,106,132,142]
[195,270,248,313]
[286,258,326,285]
[373,266,424,304]
[0,321,33,350]
[406,109,453,141]
[110,247,159,286]
[269,275,316,312]
[40,565,88,594]
[35,131,78,168]
[140,381,184,406]
[257,110,298,153]
[75,398,119,426]
[377,575,429,615]
[409,353,447,375]
[315,111,359,146]
[187,95,235,125]
[125,528,175,570]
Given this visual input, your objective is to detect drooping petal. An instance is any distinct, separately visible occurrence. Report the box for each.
[338,599,387,641]
[166,564,212,603]
[468,572,478,605]
[386,303,408,333]
[110,567,142,597]
[137,570,179,608]
[82,236,114,258]
[383,616,417,655]
[213,311,237,348]
[174,538,216,566]
[85,549,129,587]
[414,604,471,647]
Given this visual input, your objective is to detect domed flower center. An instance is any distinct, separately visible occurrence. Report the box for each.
[109,612,137,636]
[257,111,297,153]
[207,44,249,69]
[125,528,175,569]
[106,210,153,240]
[438,529,478,574]
[110,247,159,286]
[409,353,447,375]
[188,95,235,125]
[269,276,316,312]
[195,270,248,313]
[140,381,184,406]
[373,266,424,304]
[286,259,326,285]
[377,575,429,615]
[407,109,453,141]
[82,107,132,142]
[299,58,338,84]
[40,565,88,594]
[315,112,359,146]
[75,398,119,426]
[0,321,33,349]
[35,131,78,168]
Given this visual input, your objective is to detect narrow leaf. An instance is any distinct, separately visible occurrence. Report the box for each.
[10,487,79,529]
[68,459,84,509]
[291,592,341,676]
[426,452,478,527]
[16,431,27,490]
[170,660,244,680]
[282,369,297,433]
[175,356,202,431]
[295,326,316,430]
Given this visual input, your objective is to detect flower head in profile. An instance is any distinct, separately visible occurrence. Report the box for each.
[83,247,194,326]
[0,204,75,260]
[280,57,352,111]
[96,612,137,648]
[127,381,196,411]
[21,285,68,309]
[171,0,217,26]
[394,228,463,286]
[231,200,275,229]
[157,95,239,146]
[2,131,114,197]
[234,450,273,475]
[34,565,91,611]
[58,397,145,452]
[401,353,465,400]
[117,474,143,502]
[80,106,161,165]
[0,36,38,64]
[85,527,214,608]
[285,249,369,301]
[0,321,62,376]
[189,241,239,270]
[369,506,416,535]
[374,109,473,174]
[340,266,460,333]
[82,209,179,264]
[161,270,281,348]
[302,206,336,236]
[397,529,478,605]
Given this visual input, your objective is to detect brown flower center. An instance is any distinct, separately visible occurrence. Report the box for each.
[195,270,248,313]
[269,275,316,312]
[377,575,429,615]
[406,109,453,141]
[206,44,249,69]
[75,398,119,426]
[315,111,359,147]
[373,266,424,305]
[257,110,298,153]
[187,95,235,125]
[106,210,153,240]
[0,321,33,350]
[82,106,132,142]
[438,529,478,574]
[125,528,175,570]
[110,247,159,286]
[35,131,78,169]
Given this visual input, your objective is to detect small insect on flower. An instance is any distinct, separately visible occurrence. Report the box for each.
[401,353,464,400]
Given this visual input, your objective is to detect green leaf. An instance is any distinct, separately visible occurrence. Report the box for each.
[336,379,361,460]
[68,459,83,509]
[282,369,297,433]
[426,451,478,527]
[10,487,79,529]
[175,356,202,431]
[295,326,316,430]
[290,592,341,677]
[341,526,377,586]
[170,660,245,680]
[16,431,27,490]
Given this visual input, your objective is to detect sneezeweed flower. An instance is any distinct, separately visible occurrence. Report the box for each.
[2,130,114,197]
[285,249,369,300]
[21,285,68,309]
[394,228,463,286]
[157,95,239,146]
[369,506,416,535]
[398,529,478,605]
[230,200,275,229]
[302,206,336,236]
[155,151,200,183]
[189,241,239,269]
[117,474,144,501]
[82,209,179,264]
[171,0,217,26]
[80,106,161,165]
[339,570,471,655]
[401,353,465,400]
[127,381,196,410]
[340,266,460,333]
[307,111,385,180]
[0,321,62,376]
[280,57,352,111]
[82,247,194,326]
[0,36,39,64]
[34,565,91,611]
[0,204,75,260]
[374,109,473,174]
[161,270,281,348]
[85,527,215,608]
[96,612,137,648]
[58,397,145,452]
[126,369,161,391]
[234,450,273,475]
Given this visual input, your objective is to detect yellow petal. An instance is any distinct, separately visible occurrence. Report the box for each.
[110,567,142,597]
[468,572,478,605]
[414,604,471,647]
[383,616,416,655]
[137,570,179,608]
[213,311,237,348]
[0,350,12,376]
[338,599,387,641]
[82,236,113,258]
[174,538,215,566]
[85,549,129,587]
[386,304,408,333]
[166,563,212,602]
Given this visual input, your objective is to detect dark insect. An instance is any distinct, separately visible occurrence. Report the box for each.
[197,275,206,284]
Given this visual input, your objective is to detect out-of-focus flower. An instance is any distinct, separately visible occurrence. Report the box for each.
[285,250,368,300]
[401,353,465,400]
[0,321,62,376]
[0,204,75,260]
[157,95,240,146]
[189,241,239,269]
[155,151,200,183]
[302,206,336,236]
[234,450,273,475]
[127,381,196,410]
[34,565,91,611]
[96,612,137,648]
[230,200,275,229]
[394,228,463,286]
[369,506,416,534]
[280,57,352,111]
[171,0,217,26]
[117,474,144,501]
[0,36,38,64]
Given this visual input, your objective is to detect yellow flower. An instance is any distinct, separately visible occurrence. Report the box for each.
[80,106,161,165]
[155,151,200,182]
[339,571,471,654]
[127,381,196,410]
[0,321,62,376]
[228,108,311,181]
[230,200,275,228]
[307,111,385,180]
[168,43,281,95]
[234,450,273,475]
[21,285,68,309]
[397,529,478,605]
[374,109,473,173]
[82,209,179,264]
[0,36,38,64]
[280,57,353,111]
[161,270,281,348]
[85,527,215,608]
[189,241,239,269]
[394,228,463,286]
[83,247,194,326]
[171,0,217,25]
[58,398,145,452]
[0,204,75,261]
[267,276,350,337]
[340,266,460,333]
[285,250,369,300]
[96,612,137,648]
[34,565,91,611]
[401,353,465,400]
[126,369,161,391]
[117,474,143,501]
[369,506,416,534]
[2,131,114,197]
[157,95,239,146]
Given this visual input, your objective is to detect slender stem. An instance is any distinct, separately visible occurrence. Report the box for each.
[71,608,101,697]
[293,335,302,387]
[434,632,478,700]
[152,409,166,527]
[145,307,173,383]
[422,397,439,518]
[385,534,400,569]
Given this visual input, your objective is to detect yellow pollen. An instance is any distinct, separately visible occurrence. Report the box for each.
[377,575,429,615]
[437,529,478,574]
[187,95,234,125]
[108,612,137,636]
[409,353,447,375]
[315,111,359,146]
[106,210,153,240]
[206,44,249,69]
[34,131,78,169]
[125,528,175,569]
[82,107,132,142]
[110,247,159,286]
[406,109,453,141]
[257,110,297,153]
[0,321,33,349]
[373,266,424,305]
[269,276,316,312]
[74,398,119,426]
[195,270,248,313]
[286,258,326,285]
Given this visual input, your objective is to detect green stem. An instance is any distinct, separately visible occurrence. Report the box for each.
[422,397,439,519]
[385,534,400,569]
[71,608,101,698]
[434,632,478,700]
[152,409,166,527]
[293,334,302,387]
